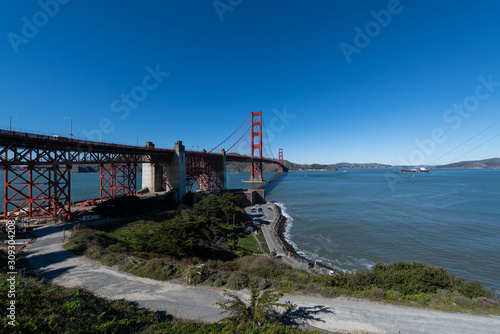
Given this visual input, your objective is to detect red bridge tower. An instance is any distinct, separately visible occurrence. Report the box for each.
[250,111,263,182]
[278,148,284,172]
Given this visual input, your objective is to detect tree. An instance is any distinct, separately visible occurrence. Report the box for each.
[133,216,202,257]
[194,193,243,227]
[216,287,290,326]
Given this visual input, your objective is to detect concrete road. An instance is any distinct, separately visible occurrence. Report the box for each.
[23,222,500,334]
[245,203,317,272]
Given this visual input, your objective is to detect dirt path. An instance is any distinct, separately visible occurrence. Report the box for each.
[252,232,264,252]
[24,223,500,334]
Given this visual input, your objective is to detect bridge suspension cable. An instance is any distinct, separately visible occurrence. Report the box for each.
[208,113,251,153]
[262,118,275,160]
[226,126,250,152]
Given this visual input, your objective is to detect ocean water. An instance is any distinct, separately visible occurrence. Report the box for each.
[1,169,499,295]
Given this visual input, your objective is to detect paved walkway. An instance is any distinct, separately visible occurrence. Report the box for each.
[23,221,500,333]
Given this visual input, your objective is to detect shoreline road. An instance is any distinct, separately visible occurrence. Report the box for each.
[244,203,326,273]
[24,221,500,333]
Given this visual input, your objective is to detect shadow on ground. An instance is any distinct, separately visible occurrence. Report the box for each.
[28,224,75,239]
[25,249,75,268]
[36,265,78,279]
[280,303,334,327]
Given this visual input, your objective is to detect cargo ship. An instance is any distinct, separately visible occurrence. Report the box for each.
[401,167,429,173]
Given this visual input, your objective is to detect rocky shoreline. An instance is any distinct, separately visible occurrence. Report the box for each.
[272,203,297,255]
[271,203,340,274]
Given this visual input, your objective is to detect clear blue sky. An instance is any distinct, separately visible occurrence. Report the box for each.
[2,0,500,165]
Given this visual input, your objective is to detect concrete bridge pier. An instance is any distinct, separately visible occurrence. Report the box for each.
[141,142,163,193]
[141,141,186,202]
[165,141,186,201]
[142,142,230,199]
[141,162,164,193]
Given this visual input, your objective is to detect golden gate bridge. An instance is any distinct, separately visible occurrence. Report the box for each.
[0,111,286,219]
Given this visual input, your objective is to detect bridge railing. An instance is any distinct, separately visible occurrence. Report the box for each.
[0,129,174,153]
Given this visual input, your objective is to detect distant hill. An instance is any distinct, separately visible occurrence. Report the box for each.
[283,162,337,171]
[226,161,282,172]
[437,158,500,169]
[330,162,393,169]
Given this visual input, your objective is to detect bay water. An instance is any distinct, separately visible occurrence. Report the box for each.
[260,169,500,297]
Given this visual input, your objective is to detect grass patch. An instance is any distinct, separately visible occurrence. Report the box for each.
[237,233,260,253]
[121,258,179,281]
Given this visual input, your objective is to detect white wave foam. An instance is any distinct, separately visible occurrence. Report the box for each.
[272,201,375,273]
[272,201,299,251]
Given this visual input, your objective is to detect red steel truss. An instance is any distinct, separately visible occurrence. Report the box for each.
[100,163,137,200]
[250,111,263,181]
[3,164,71,219]
[185,153,225,193]
[0,130,160,219]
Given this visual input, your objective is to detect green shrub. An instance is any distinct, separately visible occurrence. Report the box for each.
[214,279,225,287]
[436,289,452,298]
[345,270,377,291]
[370,262,452,295]
[320,287,340,298]
[473,297,498,306]
[226,271,249,290]
[305,282,323,294]
[247,266,285,280]
[65,230,118,255]
[183,265,209,285]
[453,295,471,308]
[258,282,268,290]
[237,255,287,270]
[403,294,433,302]
[386,290,402,300]
[319,262,492,301]
[125,258,177,281]
[453,279,492,299]
[324,272,349,288]
[370,287,385,299]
